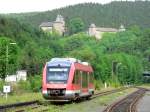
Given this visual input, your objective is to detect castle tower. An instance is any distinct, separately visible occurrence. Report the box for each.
[88,23,97,37]
[119,24,126,32]
[55,15,65,25]
[53,14,65,35]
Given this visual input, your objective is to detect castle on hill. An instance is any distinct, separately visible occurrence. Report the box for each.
[39,15,126,39]
[39,15,65,35]
[88,23,126,39]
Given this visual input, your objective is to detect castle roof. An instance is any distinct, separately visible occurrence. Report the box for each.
[39,22,53,27]
[39,14,64,27]
[56,14,64,22]
[96,27,118,32]
[90,23,96,28]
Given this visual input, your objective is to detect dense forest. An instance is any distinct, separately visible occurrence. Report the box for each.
[4,1,150,29]
[0,1,150,86]
[0,16,54,78]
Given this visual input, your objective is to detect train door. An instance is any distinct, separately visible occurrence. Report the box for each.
[81,71,88,94]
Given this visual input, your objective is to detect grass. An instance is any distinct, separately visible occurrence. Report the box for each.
[0,86,114,106]
[98,88,137,106]
[0,87,137,112]
[0,92,44,105]
[94,86,115,94]
[59,88,137,112]
[139,84,150,89]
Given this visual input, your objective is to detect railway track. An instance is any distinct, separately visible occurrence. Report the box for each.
[0,87,130,112]
[0,100,49,112]
[91,87,128,99]
[103,88,147,112]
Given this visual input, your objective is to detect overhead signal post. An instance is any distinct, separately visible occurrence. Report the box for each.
[112,61,122,76]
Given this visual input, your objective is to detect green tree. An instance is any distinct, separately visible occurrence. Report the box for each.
[68,18,85,34]
[0,37,19,79]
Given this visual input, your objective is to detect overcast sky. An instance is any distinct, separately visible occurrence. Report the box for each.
[0,0,136,14]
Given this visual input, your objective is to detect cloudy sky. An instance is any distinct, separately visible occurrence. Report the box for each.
[0,0,135,13]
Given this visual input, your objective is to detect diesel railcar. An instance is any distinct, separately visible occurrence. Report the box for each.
[42,58,94,101]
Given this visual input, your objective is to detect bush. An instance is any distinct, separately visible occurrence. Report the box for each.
[9,80,31,94]
[0,80,5,92]
[108,76,121,88]
[94,80,104,90]
[18,80,31,91]
[29,75,42,92]
[10,75,42,94]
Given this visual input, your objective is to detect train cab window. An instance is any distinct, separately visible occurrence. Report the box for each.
[72,72,76,84]
[46,67,70,83]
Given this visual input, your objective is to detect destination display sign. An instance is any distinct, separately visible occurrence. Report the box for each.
[49,68,68,72]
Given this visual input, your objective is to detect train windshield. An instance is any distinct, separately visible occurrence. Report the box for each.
[46,67,70,83]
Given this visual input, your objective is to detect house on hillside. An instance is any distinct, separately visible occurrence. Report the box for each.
[88,23,126,39]
[39,15,65,35]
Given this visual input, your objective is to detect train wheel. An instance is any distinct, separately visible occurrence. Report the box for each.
[74,93,79,101]
[86,95,92,100]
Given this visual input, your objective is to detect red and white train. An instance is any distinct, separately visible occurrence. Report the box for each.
[42,58,94,101]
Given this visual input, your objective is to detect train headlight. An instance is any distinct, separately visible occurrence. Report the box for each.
[42,90,47,94]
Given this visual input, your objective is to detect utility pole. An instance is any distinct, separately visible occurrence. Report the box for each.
[6,45,8,79]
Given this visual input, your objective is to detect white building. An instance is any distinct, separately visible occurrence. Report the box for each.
[5,75,17,82]
[5,70,27,82]
[16,70,27,81]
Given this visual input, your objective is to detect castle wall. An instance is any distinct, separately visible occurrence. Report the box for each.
[41,27,53,32]
[53,22,65,35]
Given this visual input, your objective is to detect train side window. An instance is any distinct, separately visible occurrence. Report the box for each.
[82,71,88,87]
[89,73,94,83]
[73,70,80,84]
[80,71,82,85]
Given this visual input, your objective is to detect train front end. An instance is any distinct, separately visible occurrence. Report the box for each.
[42,58,75,101]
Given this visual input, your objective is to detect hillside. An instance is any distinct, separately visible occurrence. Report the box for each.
[1,1,150,84]
[0,16,44,47]
[4,1,150,29]
[0,16,54,78]
[0,15,150,84]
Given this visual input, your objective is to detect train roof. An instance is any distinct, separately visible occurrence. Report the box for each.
[47,58,90,67]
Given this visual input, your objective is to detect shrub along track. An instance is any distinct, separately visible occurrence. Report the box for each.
[103,88,148,112]
[0,87,130,112]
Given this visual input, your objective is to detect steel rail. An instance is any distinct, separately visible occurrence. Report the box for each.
[103,88,147,112]
[0,100,38,110]
[92,87,128,99]
[128,89,145,112]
